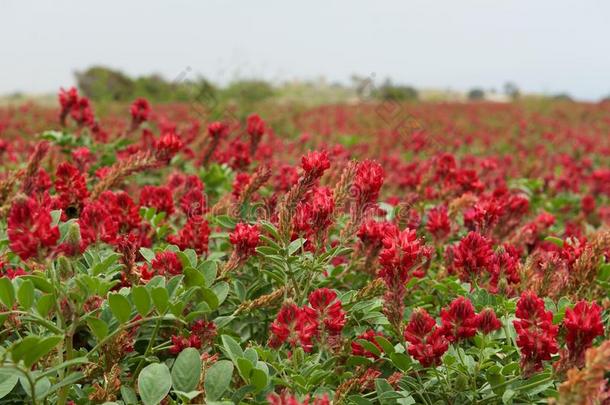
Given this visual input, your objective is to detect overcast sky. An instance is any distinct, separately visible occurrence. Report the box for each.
[2,0,609,100]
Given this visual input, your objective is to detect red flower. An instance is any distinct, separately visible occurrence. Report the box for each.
[352,160,384,206]
[232,172,251,199]
[70,97,95,127]
[513,291,558,376]
[59,87,79,122]
[475,308,502,334]
[190,319,217,346]
[55,162,89,215]
[247,113,266,138]
[79,201,119,248]
[358,220,393,249]
[301,150,330,179]
[130,98,151,126]
[448,231,494,283]
[379,227,431,283]
[208,121,229,138]
[154,131,183,163]
[426,205,451,240]
[404,308,448,367]
[293,187,335,243]
[140,185,175,215]
[269,303,317,352]
[168,216,210,255]
[72,147,95,171]
[581,195,595,215]
[378,226,431,329]
[351,330,385,359]
[267,392,330,405]
[439,297,479,342]
[563,300,604,366]
[169,335,190,355]
[8,195,59,260]
[303,288,346,335]
[151,251,183,276]
[229,223,260,259]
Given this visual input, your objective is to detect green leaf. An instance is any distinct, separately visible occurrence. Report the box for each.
[236,357,253,380]
[132,286,152,316]
[543,236,564,247]
[108,293,131,323]
[139,247,156,263]
[36,294,55,317]
[249,368,267,391]
[120,386,138,404]
[200,287,219,310]
[487,370,506,396]
[0,278,15,308]
[502,388,515,404]
[0,371,18,399]
[171,348,202,393]
[178,249,197,268]
[287,238,305,255]
[11,335,62,368]
[87,317,109,341]
[374,335,395,355]
[19,373,50,399]
[390,352,412,372]
[221,335,243,363]
[184,267,206,288]
[356,339,381,357]
[151,287,169,313]
[200,261,217,287]
[205,360,234,401]
[138,363,172,405]
[17,280,35,310]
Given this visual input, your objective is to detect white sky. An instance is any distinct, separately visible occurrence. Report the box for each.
[1,0,609,100]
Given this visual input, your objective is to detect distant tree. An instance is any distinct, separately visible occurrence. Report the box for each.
[552,93,573,102]
[75,66,135,101]
[468,88,485,101]
[503,81,520,100]
[376,79,418,101]
[222,80,275,104]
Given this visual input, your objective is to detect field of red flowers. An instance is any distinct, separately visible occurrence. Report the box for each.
[0,89,608,404]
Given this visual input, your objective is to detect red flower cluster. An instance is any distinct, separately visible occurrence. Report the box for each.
[378,226,431,329]
[439,297,502,342]
[352,160,384,206]
[351,329,385,359]
[404,309,449,367]
[270,288,346,352]
[8,196,59,260]
[208,121,229,139]
[267,392,330,405]
[562,300,604,367]
[269,303,317,352]
[447,231,494,283]
[154,131,183,163]
[426,205,451,241]
[294,187,335,246]
[141,251,183,280]
[513,291,559,376]
[301,150,330,179]
[55,162,89,216]
[130,98,151,128]
[439,296,480,342]
[303,288,346,336]
[58,87,94,127]
[229,223,261,259]
[169,319,217,355]
[168,217,211,255]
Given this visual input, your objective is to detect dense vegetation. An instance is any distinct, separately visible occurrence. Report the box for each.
[0,90,608,404]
